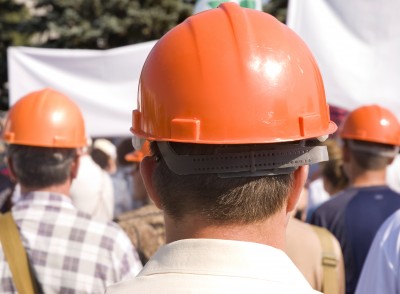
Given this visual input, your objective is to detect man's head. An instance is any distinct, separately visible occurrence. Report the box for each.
[3,88,87,192]
[7,145,78,190]
[339,105,400,172]
[91,139,117,173]
[132,3,336,226]
[149,141,296,224]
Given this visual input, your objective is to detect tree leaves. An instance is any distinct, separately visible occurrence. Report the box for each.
[0,0,287,110]
[21,0,194,49]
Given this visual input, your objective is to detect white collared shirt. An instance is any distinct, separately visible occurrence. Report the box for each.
[70,154,114,221]
[107,238,321,294]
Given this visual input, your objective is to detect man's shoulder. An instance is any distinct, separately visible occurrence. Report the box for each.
[89,216,133,241]
[18,197,128,243]
[347,186,400,210]
[70,213,142,275]
[60,208,134,250]
[309,190,354,228]
[312,191,347,217]
[320,186,362,209]
[379,187,400,199]
[106,239,320,294]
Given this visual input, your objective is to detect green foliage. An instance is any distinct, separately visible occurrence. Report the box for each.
[263,0,288,23]
[22,0,194,49]
[0,0,30,109]
[0,0,194,109]
[0,0,288,110]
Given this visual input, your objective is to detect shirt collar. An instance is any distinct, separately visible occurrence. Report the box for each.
[15,191,74,209]
[140,238,313,286]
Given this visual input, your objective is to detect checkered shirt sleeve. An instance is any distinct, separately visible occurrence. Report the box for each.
[0,192,142,293]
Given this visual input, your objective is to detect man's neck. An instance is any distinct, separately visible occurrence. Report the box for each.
[20,181,72,196]
[163,210,288,250]
[350,169,387,188]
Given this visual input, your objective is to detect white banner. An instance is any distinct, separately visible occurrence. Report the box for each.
[8,41,156,137]
[287,0,400,118]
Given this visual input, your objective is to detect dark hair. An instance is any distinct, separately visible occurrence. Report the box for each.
[90,148,110,170]
[150,142,294,225]
[7,144,77,189]
[116,138,135,166]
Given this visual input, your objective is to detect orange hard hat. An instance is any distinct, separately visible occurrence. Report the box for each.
[339,105,400,146]
[125,141,150,162]
[3,88,87,148]
[131,2,336,144]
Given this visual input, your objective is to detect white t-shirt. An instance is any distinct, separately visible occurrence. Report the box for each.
[355,209,400,294]
[70,154,114,221]
[107,238,321,294]
[387,154,400,193]
[306,178,330,221]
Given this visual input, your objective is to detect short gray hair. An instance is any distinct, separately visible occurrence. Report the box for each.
[7,144,77,189]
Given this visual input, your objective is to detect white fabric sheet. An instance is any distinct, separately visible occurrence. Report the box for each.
[8,41,156,137]
[287,0,400,119]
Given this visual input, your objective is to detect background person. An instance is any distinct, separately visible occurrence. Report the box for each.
[355,209,400,294]
[0,88,142,293]
[91,138,118,174]
[311,105,400,294]
[70,138,115,221]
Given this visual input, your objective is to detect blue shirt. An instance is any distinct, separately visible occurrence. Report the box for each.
[311,186,400,294]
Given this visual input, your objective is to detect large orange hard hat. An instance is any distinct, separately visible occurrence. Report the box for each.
[131,2,336,144]
[3,88,87,148]
[339,105,400,146]
[125,141,150,162]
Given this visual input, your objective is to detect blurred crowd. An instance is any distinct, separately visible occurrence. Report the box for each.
[2,3,400,294]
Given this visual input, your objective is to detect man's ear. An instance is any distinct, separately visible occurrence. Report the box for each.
[70,153,80,179]
[6,156,17,182]
[286,165,309,214]
[140,156,162,210]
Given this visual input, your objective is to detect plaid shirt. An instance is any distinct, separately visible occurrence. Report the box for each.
[0,191,142,293]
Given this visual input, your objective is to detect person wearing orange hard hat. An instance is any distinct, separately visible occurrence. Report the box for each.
[311,105,400,294]
[0,88,142,293]
[116,141,165,265]
[107,3,337,293]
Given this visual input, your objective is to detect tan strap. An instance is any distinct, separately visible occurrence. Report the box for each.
[0,212,38,294]
[312,226,339,294]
